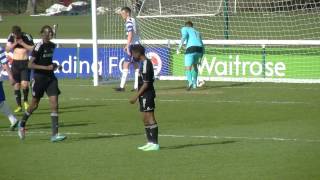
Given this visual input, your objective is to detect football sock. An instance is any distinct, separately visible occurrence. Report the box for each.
[149,123,159,144]
[20,111,31,128]
[23,88,29,102]
[134,69,139,90]
[14,90,22,107]
[191,68,198,88]
[185,70,192,86]
[145,125,152,143]
[120,69,129,88]
[51,112,59,136]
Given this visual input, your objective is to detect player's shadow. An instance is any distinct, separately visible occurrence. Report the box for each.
[198,82,250,90]
[32,109,87,115]
[74,132,143,141]
[33,104,109,115]
[158,86,188,91]
[59,104,109,110]
[161,140,237,150]
[27,122,96,130]
[158,83,249,91]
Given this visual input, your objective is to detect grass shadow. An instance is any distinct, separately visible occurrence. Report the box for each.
[59,104,108,110]
[22,104,109,115]
[28,122,96,130]
[31,109,86,115]
[198,83,250,90]
[158,83,249,91]
[161,140,237,150]
[158,86,187,91]
[74,133,143,141]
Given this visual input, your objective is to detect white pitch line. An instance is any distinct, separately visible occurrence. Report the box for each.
[1,130,320,143]
[58,83,320,91]
[42,97,315,105]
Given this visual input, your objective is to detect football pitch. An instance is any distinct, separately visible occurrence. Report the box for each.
[0,79,320,179]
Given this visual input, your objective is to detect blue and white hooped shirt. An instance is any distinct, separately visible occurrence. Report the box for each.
[125,17,140,45]
[0,47,8,81]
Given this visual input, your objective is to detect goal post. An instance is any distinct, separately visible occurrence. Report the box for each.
[91,0,99,86]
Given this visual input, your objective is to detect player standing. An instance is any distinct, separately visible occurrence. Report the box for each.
[18,25,66,142]
[129,44,159,151]
[115,7,140,92]
[177,21,205,90]
[5,26,34,112]
[0,47,18,130]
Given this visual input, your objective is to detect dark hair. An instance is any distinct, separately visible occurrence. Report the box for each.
[131,44,145,55]
[12,25,22,37]
[121,7,132,14]
[40,25,53,34]
[185,21,193,27]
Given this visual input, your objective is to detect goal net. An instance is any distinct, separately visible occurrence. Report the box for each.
[101,0,320,83]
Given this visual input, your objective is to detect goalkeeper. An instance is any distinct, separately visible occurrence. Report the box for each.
[177,21,204,90]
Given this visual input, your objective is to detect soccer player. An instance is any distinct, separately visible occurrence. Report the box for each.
[18,25,66,142]
[115,7,140,92]
[0,46,18,130]
[5,26,34,112]
[177,21,205,90]
[129,44,159,151]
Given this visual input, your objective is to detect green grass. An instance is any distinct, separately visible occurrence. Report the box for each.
[0,79,320,179]
[1,12,320,40]
[0,15,110,39]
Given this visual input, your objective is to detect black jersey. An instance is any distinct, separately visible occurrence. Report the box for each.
[138,59,155,94]
[7,32,34,49]
[31,40,56,76]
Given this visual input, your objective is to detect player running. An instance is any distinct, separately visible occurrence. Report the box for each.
[177,21,205,90]
[115,7,140,92]
[129,44,159,151]
[5,26,34,112]
[18,25,66,142]
[0,47,19,130]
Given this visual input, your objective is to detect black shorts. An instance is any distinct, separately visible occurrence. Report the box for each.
[31,74,61,99]
[11,60,31,82]
[139,91,156,112]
